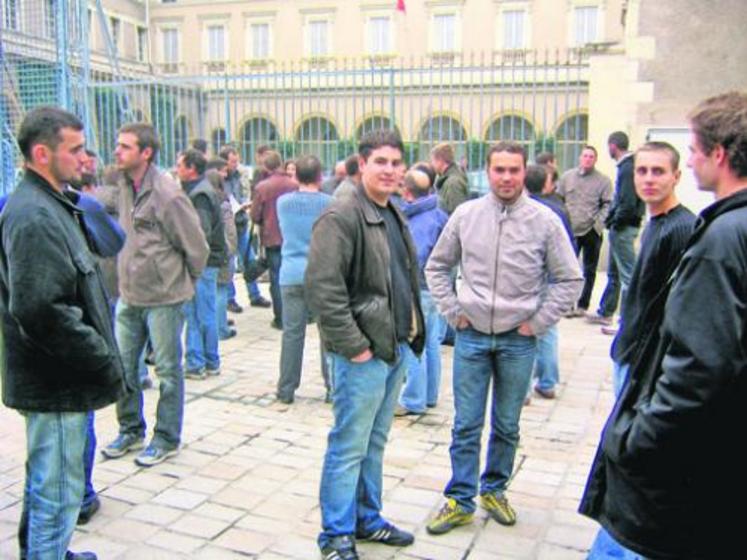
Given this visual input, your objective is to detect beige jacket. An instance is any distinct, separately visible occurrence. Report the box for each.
[425,190,583,336]
[115,165,209,306]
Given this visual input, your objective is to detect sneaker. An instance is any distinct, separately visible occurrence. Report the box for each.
[426,498,474,535]
[480,492,517,526]
[319,535,358,560]
[185,368,206,380]
[101,433,144,459]
[227,318,235,326]
[227,300,243,313]
[585,312,613,325]
[534,385,556,399]
[601,325,619,336]
[219,329,237,340]
[394,405,422,417]
[251,297,272,308]
[206,366,221,376]
[77,496,100,525]
[277,393,294,404]
[356,523,414,546]
[565,307,587,318]
[134,444,178,467]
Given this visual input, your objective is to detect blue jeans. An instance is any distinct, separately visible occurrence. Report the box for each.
[588,527,649,560]
[82,411,97,509]
[18,411,87,560]
[400,291,445,412]
[266,246,283,324]
[598,226,639,317]
[216,282,232,338]
[318,343,411,546]
[446,327,537,512]
[185,266,220,371]
[612,361,630,399]
[533,324,559,392]
[232,229,262,302]
[115,300,186,449]
[277,285,330,400]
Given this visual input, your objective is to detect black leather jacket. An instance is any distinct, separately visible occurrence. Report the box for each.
[0,170,127,412]
[305,185,425,364]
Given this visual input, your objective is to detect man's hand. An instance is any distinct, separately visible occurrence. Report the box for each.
[455,315,471,330]
[351,349,373,363]
[518,322,534,337]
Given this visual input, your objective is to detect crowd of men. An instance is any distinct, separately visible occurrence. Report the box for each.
[1,90,745,560]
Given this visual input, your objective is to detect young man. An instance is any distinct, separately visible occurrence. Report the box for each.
[1,106,126,560]
[306,130,425,560]
[431,142,469,214]
[102,123,208,467]
[425,142,581,535]
[580,91,747,560]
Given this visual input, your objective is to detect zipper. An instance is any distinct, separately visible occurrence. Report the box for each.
[489,204,508,335]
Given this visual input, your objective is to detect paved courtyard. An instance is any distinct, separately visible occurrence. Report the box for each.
[0,281,618,560]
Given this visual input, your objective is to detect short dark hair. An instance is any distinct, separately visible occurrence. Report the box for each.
[635,141,680,171]
[17,106,84,162]
[413,161,436,187]
[582,144,598,157]
[206,157,228,172]
[296,155,322,184]
[263,150,282,171]
[118,122,160,163]
[256,144,271,156]
[180,148,207,176]
[344,154,359,176]
[525,164,548,195]
[486,141,527,167]
[535,152,555,165]
[608,131,629,151]
[218,145,238,160]
[689,91,747,178]
[359,129,404,161]
[192,138,208,154]
[205,169,225,192]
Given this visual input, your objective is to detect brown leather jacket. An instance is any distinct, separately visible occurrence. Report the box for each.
[305,186,425,364]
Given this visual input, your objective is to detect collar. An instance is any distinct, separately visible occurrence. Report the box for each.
[617,152,634,167]
[488,188,529,212]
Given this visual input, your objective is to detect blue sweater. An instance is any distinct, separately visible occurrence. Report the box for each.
[278,191,333,286]
[401,194,449,289]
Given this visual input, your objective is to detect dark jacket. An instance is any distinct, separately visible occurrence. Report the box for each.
[183,175,226,268]
[604,153,644,229]
[0,170,127,412]
[434,163,469,215]
[401,194,448,289]
[250,171,298,248]
[305,185,425,363]
[579,190,747,559]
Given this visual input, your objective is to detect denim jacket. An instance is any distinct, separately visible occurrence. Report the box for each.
[0,170,128,412]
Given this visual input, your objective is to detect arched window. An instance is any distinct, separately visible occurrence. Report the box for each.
[485,115,535,152]
[555,113,588,172]
[211,127,227,155]
[355,116,399,140]
[174,116,189,155]
[418,115,467,161]
[295,116,338,170]
[240,117,278,164]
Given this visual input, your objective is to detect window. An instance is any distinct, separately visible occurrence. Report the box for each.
[206,24,226,61]
[432,13,456,52]
[368,16,390,54]
[573,5,598,45]
[137,27,148,62]
[502,9,526,50]
[308,20,329,57]
[3,0,19,31]
[161,28,179,72]
[109,17,121,53]
[44,0,56,38]
[250,23,270,59]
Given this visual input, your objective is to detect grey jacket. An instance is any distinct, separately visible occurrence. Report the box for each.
[116,165,209,306]
[425,190,583,335]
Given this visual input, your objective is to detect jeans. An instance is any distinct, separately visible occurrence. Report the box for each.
[234,228,262,302]
[266,246,283,324]
[575,229,603,310]
[277,284,330,400]
[445,327,537,512]
[115,300,186,449]
[185,266,220,371]
[216,282,232,339]
[318,343,411,546]
[533,324,559,392]
[82,411,97,508]
[400,290,445,412]
[18,411,87,560]
[612,361,630,399]
[598,226,639,318]
[588,527,649,560]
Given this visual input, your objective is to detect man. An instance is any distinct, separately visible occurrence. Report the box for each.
[579,91,747,560]
[191,138,208,155]
[431,142,469,214]
[176,148,226,379]
[102,123,208,467]
[219,145,271,311]
[523,164,575,401]
[250,151,298,329]
[394,169,448,416]
[0,106,126,559]
[306,130,425,560]
[589,131,645,327]
[332,154,362,200]
[556,146,613,316]
[321,159,346,195]
[425,142,582,535]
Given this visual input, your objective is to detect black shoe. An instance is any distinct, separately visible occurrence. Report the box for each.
[77,496,100,525]
[277,394,294,404]
[251,297,272,308]
[320,535,358,560]
[356,523,414,546]
[227,300,243,313]
[220,328,237,340]
[140,377,154,390]
[227,318,235,326]
[65,552,97,560]
[270,318,283,330]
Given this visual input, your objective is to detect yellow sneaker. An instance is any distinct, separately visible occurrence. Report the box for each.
[480,492,517,526]
[426,498,474,535]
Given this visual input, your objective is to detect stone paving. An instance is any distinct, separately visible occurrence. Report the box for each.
[0,281,619,559]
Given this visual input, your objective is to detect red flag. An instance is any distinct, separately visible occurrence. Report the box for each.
[396,0,406,13]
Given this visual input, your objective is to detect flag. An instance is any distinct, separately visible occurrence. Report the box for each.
[396,0,406,13]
